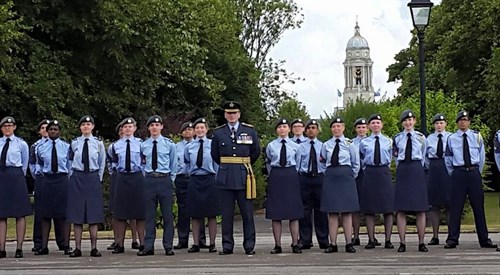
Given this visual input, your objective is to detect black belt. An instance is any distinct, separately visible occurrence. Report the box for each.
[299,172,323,177]
[176,173,190,179]
[73,170,98,174]
[454,165,478,171]
[366,164,390,167]
[146,172,170,178]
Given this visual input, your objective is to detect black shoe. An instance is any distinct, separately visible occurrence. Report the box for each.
[199,243,210,249]
[374,238,381,246]
[0,250,6,258]
[137,249,154,256]
[419,243,428,252]
[365,241,376,249]
[245,248,256,255]
[428,237,440,245]
[107,242,117,250]
[208,244,217,253]
[352,238,360,246]
[299,243,313,250]
[14,249,23,258]
[496,247,500,252]
[31,247,40,252]
[165,249,174,256]
[219,248,233,255]
[397,243,406,252]
[63,246,72,255]
[319,243,330,249]
[138,245,145,252]
[69,249,82,258]
[324,244,338,253]
[291,245,302,254]
[270,245,282,254]
[173,243,188,250]
[345,243,356,253]
[188,245,200,253]
[90,249,102,257]
[444,242,457,249]
[385,241,394,249]
[480,239,498,248]
[131,241,140,250]
[34,247,49,255]
[112,245,125,254]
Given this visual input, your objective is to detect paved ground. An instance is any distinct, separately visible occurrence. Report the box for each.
[2,214,500,274]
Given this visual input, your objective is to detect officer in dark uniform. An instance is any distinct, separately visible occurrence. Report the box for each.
[444,111,497,249]
[211,101,260,255]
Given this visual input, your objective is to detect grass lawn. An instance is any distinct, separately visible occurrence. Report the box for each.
[5,193,500,240]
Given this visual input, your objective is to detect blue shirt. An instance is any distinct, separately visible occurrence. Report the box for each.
[297,138,326,173]
[494,130,500,171]
[392,130,426,166]
[445,129,485,175]
[106,141,118,175]
[141,136,177,181]
[359,133,393,167]
[29,137,49,177]
[352,136,367,147]
[266,137,300,169]
[424,131,451,168]
[0,135,29,175]
[37,138,71,174]
[184,136,216,175]
[175,139,191,175]
[292,135,308,144]
[320,136,360,178]
[68,135,106,181]
[110,136,143,173]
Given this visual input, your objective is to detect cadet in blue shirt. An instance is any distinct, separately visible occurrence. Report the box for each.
[65,116,106,258]
[109,117,146,254]
[359,114,394,250]
[297,119,329,251]
[0,117,31,259]
[444,111,497,249]
[211,101,260,255]
[393,110,428,253]
[290,118,308,144]
[35,120,72,256]
[137,115,177,256]
[320,117,359,254]
[265,119,303,254]
[174,122,207,250]
[185,118,220,253]
[424,114,452,246]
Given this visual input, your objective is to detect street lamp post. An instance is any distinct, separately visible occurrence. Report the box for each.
[408,0,433,135]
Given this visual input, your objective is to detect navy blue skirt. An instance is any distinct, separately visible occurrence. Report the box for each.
[360,165,394,214]
[394,161,429,212]
[266,166,303,220]
[108,171,117,212]
[187,174,221,218]
[0,167,32,218]
[355,168,364,204]
[66,171,104,224]
[427,159,452,207]
[113,172,146,220]
[321,166,359,213]
[40,173,69,219]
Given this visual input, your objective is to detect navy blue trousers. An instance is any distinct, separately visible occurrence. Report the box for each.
[446,168,489,245]
[298,174,329,248]
[174,175,206,246]
[220,189,255,251]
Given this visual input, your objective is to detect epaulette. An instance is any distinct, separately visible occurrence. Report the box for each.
[94,136,102,141]
[72,137,78,142]
[214,124,227,130]
[163,136,174,143]
[135,137,143,142]
[241,122,254,128]
[344,137,352,145]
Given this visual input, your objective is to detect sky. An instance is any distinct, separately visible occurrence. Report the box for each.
[268,0,441,117]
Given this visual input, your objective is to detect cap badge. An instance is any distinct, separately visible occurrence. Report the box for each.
[463,112,467,116]
[312,120,316,124]
[440,115,444,120]
[127,119,132,123]
[229,102,234,108]
[408,112,413,117]
[377,115,381,119]
[86,117,90,121]
[53,120,59,124]
[7,118,11,122]
[361,119,366,123]
[155,118,159,122]
[336,118,340,122]
[282,119,286,123]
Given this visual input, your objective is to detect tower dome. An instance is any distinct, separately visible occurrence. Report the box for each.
[346,21,369,49]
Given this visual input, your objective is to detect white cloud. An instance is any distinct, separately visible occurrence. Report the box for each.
[269,0,441,117]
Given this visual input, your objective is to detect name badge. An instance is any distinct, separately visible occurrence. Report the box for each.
[237,133,253,144]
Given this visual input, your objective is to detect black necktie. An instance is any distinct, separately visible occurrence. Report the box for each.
[231,127,236,142]
[331,139,340,166]
[436,133,444,158]
[279,139,287,167]
[82,138,90,172]
[374,136,381,166]
[296,138,301,144]
[196,139,204,168]
[404,133,412,161]
[463,133,472,167]
[51,140,58,173]
[309,140,318,175]
[0,138,10,167]
[152,140,158,171]
[125,139,131,172]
